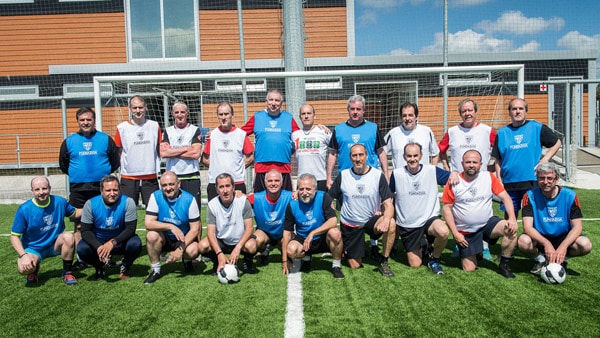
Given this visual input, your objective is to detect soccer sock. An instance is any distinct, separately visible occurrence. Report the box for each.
[370,239,377,247]
[76,253,86,264]
[535,253,546,263]
[332,259,341,268]
[483,241,489,250]
[151,262,161,274]
[63,259,73,272]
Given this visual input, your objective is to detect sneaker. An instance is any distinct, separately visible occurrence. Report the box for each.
[300,257,312,273]
[72,260,88,271]
[62,271,77,285]
[183,260,194,273]
[498,264,515,278]
[451,245,459,258]
[561,261,568,273]
[211,263,218,276]
[529,261,545,275]
[144,271,161,284]
[119,265,130,280]
[242,259,255,274]
[94,268,105,281]
[427,257,445,275]
[26,273,38,285]
[482,248,493,261]
[331,266,345,279]
[378,261,395,277]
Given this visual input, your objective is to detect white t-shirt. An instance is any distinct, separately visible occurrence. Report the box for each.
[384,124,439,168]
[292,127,331,181]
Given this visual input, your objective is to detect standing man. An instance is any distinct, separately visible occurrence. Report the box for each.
[202,101,254,200]
[384,102,439,169]
[518,162,592,274]
[246,169,293,270]
[160,101,202,208]
[242,89,299,192]
[282,173,344,279]
[439,98,496,260]
[389,142,449,274]
[328,144,396,277]
[10,177,78,285]
[77,175,142,281]
[59,106,120,270]
[327,95,389,259]
[441,150,518,278]
[198,173,256,274]
[492,98,561,218]
[292,104,331,191]
[144,171,201,284]
[115,95,162,207]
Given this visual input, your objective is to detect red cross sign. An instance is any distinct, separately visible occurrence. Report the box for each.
[540,84,548,92]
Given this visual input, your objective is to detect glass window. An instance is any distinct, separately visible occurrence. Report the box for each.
[127,0,198,60]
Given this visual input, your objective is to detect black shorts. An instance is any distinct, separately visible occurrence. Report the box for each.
[253,172,293,193]
[459,216,501,258]
[215,239,238,254]
[290,233,330,255]
[207,182,247,201]
[535,233,569,253]
[179,177,201,208]
[120,177,158,207]
[161,234,198,253]
[69,186,101,209]
[341,216,383,259]
[397,216,439,252]
[316,180,327,192]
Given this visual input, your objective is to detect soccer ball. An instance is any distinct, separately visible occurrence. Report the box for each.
[540,263,567,284]
[217,264,240,284]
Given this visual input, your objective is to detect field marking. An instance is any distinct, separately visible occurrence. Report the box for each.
[285,259,305,338]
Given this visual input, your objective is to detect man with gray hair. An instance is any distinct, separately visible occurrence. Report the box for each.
[518,162,592,275]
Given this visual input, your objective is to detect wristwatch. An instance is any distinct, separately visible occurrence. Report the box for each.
[110,239,117,246]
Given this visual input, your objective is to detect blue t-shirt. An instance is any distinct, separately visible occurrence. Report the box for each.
[253,110,295,164]
[64,131,113,183]
[253,190,293,240]
[151,189,198,240]
[287,191,327,240]
[82,194,132,241]
[11,196,76,252]
[526,186,577,237]
[331,120,382,172]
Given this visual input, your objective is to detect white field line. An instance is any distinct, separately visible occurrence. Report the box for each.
[285,259,305,338]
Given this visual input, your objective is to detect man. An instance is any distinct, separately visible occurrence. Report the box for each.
[384,102,439,169]
[115,95,162,207]
[292,104,331,191]
[202,101,254,200]
[144,171,201,284]
[246,169,293,271]
[282,173,344,278]
[492,98,561,218]
[327,95,389,259]
[59,106,120,270]
[441,150,518,278]
[77,175,142,281]
[327,94,388,188]
[518,162,592,274]
[439,98,496,260]
[198,173,256,274]
[160,101,202,208]
[10,177,78,285]
[242,89,299,192]
[389,142,449,274]
[328,144,396,277]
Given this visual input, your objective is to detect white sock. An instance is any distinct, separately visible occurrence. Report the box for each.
[535,253,546,263]
[151,262,161,274]
[483,241,489,250]
[332,260,341,268]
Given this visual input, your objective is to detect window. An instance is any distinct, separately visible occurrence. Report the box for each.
[126,0,198,60]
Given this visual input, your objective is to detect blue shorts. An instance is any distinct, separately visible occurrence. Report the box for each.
[459,216,501,258]
[500,189,528,213]
[25,246,59,262]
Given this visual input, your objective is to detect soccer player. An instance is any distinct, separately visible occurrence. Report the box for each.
[59,106,120,270]
[441,150,518,278]
[384,102,439,169]
[202,101,254,200]
[327,94,389,260]
[518,162,592,274]
[439,98,496,260]
[144,171,201,284]
[115,95,162,207]
[160,101,203,208]
[389,142,449,274]
[10,177,79,285]
[292,104,331,191]
[77,175,142,281]
[246,169,293,271]
[328,144,396,277]
[282,173,344,278]
[492,98,562,218]
[241,89,299,192]
[198,173,256,274]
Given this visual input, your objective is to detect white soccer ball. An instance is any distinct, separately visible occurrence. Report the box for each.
[217,264,240,284]
[540,263,567,284]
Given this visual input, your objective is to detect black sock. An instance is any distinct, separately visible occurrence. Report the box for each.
[63,259,73,272]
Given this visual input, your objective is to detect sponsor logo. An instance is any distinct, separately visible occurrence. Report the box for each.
[83,142,92,151]
[269,120,277,128]
[468,187,477,197]
[548,207,558,218]
[223,140,230,148]
[465,135,473,144]
[105,216,114,228]
[136,131,145,140]
[306,210,313,220]
[514,135,523,144]
[269,211,278,221]
[357,184,365,195]
[43,215,53,225]
[352,134,360,143]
